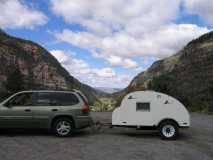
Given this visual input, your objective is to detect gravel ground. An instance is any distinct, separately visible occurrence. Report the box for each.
[0,112,212,160]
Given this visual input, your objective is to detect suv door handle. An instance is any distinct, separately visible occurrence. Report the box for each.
[51,109,58,112]
[25,109,31,112]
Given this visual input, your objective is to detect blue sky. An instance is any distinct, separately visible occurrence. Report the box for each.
[1,0,212,88]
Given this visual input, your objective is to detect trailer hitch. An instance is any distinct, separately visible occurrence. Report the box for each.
[89,120,113,132]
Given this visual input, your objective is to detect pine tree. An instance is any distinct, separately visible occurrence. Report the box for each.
[5,68,25,93]
[25,70,35,90]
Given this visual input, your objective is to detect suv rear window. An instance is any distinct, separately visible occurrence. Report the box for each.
[34,92,79,106]
[76,92,88,104]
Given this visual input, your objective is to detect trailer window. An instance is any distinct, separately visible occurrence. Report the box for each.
[136,102,150,112]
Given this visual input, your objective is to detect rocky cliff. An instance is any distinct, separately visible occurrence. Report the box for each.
[116,31,213,113]
[0,29,107,104]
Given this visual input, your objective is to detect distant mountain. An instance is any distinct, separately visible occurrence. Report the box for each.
[95,87,122,94]
[115,31,213,113]
[0,29,108,104]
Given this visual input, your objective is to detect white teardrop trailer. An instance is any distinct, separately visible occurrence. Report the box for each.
[97,91,190,140]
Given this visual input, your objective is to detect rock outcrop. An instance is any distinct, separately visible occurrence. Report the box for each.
[0,30,107,104]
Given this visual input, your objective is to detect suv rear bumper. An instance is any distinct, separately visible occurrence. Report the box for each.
[75,115,93,129]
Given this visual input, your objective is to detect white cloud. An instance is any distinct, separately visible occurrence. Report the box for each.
[184,0,213,24]
[0,0,48,29]
[51,0,210,69]
[93,68,116,78]
[55,29,139,68]
[51,0,180,35]
[50,50,132,88]
[138,24,209,57]
[55,24,209,60]
[123,59,138,68]
[107,55,138,68]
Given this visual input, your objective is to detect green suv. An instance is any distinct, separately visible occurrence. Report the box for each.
[0,90,93,137]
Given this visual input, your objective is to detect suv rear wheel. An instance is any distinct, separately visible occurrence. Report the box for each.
[158,121,179,140]
[53,118,74,137]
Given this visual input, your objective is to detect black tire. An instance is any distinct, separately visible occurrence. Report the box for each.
[52,117,74,137]
[158,121,179,140]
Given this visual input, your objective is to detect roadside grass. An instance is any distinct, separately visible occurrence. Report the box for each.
[91,97,117,112]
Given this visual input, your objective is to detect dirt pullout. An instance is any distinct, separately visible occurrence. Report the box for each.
[0,112,212,160]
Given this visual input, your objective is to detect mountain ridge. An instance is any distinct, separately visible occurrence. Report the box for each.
[95,87,122,94]
[0,30,108,104]
[115,31,213,113]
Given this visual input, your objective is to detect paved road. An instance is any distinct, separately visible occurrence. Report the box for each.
[0,112,212,160]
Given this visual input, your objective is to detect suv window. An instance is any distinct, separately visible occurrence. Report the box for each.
[34,92,79,106]
[76,92,88,104]
[34,92,52,106]
[6,93,33,107]
[55,93,79,106]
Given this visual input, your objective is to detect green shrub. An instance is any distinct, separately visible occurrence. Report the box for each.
[148,73,175,95]
[4,68,25,94]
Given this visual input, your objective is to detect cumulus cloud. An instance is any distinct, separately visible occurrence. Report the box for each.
[0,0,48,29]
[106,56,138,68]
[51,0,210,69]
[93,68,116,78]
[50,50,132,88]
[55,24,209,60]
[51,0,180,35]
[184,0,213,24]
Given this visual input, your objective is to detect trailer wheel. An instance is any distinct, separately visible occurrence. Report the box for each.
[158,121,179,140]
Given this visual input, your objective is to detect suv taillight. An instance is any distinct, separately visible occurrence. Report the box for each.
[82,103,90,113]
